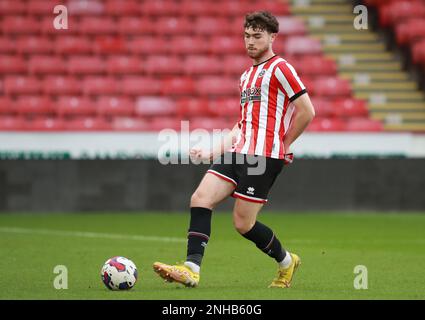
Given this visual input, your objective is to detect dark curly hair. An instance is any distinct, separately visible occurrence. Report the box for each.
[244,11,279,34]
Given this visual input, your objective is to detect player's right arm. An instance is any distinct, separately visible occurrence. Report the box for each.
[190,122,240,162]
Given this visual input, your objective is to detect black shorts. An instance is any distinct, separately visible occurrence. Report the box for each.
[207,152,285,204]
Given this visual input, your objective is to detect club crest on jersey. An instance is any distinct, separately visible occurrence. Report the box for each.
[258,69,266,78]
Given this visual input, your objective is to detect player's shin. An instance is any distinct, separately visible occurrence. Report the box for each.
[186,207,212,273]
[242,221,290,264]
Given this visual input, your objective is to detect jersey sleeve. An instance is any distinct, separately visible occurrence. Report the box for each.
[274,61,307,102]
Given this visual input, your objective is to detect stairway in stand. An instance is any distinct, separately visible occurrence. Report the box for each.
[290,0,425,132]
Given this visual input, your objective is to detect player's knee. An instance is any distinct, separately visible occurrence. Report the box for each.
[233,213,254,234]
[190,190,214,209]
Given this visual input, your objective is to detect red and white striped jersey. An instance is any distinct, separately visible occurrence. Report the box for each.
[231,55,307,159]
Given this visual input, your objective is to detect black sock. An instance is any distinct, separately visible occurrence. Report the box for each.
[186,207,212,267]
[242,221,286,263]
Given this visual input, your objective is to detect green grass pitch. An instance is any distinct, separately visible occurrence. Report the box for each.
[0,212,424,300]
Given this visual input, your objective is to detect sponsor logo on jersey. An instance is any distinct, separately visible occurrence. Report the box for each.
[241,87,261,104]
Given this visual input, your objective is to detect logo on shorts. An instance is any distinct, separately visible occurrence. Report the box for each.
[247,187,255,195]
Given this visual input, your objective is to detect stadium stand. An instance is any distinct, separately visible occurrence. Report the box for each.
[0,0,423,132]
[363,0,425,131]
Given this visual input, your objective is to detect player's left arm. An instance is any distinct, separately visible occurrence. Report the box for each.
[282,93,315,153]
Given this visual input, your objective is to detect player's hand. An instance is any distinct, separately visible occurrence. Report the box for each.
[190,148,213,163]
[283,153,294,165]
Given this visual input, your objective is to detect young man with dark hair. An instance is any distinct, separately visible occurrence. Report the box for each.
[153,11,315,288]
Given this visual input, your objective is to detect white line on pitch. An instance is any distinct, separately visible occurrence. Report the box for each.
[0,227,186,243]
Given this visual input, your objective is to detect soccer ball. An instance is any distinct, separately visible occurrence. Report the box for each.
[101,256,138,290]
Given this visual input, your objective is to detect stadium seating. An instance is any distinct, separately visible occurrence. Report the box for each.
[96,97,135,117]
[0,0,381,132]
[369,0,425,70]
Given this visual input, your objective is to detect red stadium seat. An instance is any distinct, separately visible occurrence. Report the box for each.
[190,117,230,130]
[155,17,192,35]
[135,97,177,117]
[57,97,97,117]
[94,37,127,54]
[312,77,352,97]
[412,39,425,64]
[96,97,135,117]
[307,118,346,132]
[64,117,112,131]
[67,0,104,15]
[332,98,369,118]
[105,0,141,15]
[127,37,169,55]
[207,98,241,118]
[396,18,425,46]
[43,76,82,95]
[309,98,335,118]
[183,56,223,75]
[177,99,210,118]
[364,0,397,7]
[229,16,246,35]
[148,117,182,131]
[390,1,425,24]
[196,77,240,96]
[0,116,26,131]
[180,0,218,15]
[346,118,383,132]
[28,56,66,74]
[209,36,246,55]
[17,37,53,54]
[293,56,338,77]
[276,16,307,36]
[16,96,54,115]
[0,97,16,114]
[142,0,180,16]
[55,36,93,54]
[0,0,26,14]
[162,78,195,96]
[223,55,251,75]
[0,55,27,73]
[145,56,183,75]
[0,37,16,54]
[395,20,410,46]
[80,17,117,35]
[27,117,66,131]
[194,17,231,35]
[117,17,155,35]
[405,19,425,44]
[68,56,106,74]
[82,77,118,95]
[112,117,151,131]
[216,1,247,16]
[27,0,58,15]
[120,77,162,95]
[107,56,143,74]
[170,36,209,55]
[284,36,322,56]
[4,76,41,95]
[251,0,290,15]
[2,16,41,34]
